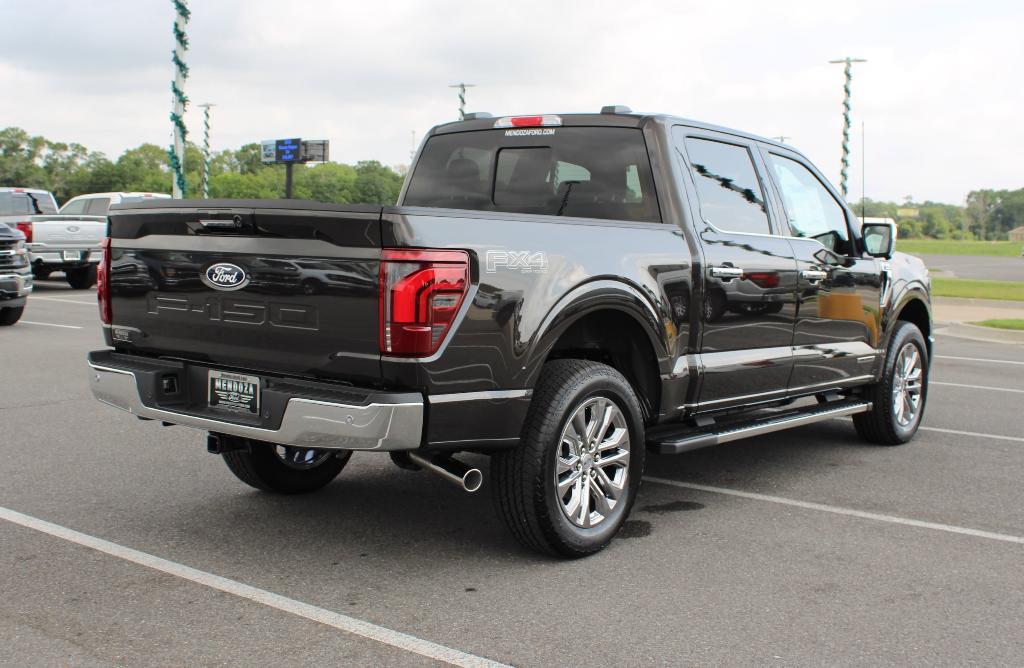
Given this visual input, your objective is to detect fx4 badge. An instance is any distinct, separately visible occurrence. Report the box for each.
[202,262,250,291]
[485,250,548,274]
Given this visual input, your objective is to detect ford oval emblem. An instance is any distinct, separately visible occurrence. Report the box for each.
[202,262,249,291]
[67,225,80,233]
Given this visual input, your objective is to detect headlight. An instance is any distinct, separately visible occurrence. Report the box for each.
[15,240,27,255]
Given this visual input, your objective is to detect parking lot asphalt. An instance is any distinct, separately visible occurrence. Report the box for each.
[2,280,1023,666]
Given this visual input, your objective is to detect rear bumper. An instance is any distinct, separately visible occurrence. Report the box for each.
[29,248,98,265]
[86,351,423,451]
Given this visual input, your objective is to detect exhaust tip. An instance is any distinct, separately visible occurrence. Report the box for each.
[462,468,483,493]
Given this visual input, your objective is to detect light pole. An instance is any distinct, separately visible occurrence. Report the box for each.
[198,103,214,199]
[829,57,866,199]
[448,82,475,120]
[169,0,190,198]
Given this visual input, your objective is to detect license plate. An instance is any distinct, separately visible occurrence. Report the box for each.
[62,250,81,261]
[208,370,260,414]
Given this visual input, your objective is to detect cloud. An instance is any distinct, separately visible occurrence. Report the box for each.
[4,0,1020,203]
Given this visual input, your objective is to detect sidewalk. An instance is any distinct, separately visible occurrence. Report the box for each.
[931,296,1024,344]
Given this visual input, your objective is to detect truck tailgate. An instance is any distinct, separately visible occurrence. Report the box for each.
[106,202,384,384]
[29,215,106,248]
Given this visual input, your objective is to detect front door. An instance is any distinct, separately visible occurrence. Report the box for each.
[758,147,883,392]
[674,129,798,410]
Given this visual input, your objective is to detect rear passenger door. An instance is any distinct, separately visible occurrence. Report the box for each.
[673,128,799,410]
[758,146,883,391]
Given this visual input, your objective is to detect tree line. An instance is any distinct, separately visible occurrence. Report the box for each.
[859,191,1024,240]
[2,126,1022,239]
[0,127,405,206]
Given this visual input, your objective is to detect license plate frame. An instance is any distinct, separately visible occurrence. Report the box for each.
[208,370,261,415]
[62,250,81,261]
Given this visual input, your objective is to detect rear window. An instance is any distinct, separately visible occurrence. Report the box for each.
[0,191,58,215]
[403,127,661,222]
[85,197,111,215]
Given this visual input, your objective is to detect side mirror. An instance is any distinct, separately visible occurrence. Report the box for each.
[862,221,895,259]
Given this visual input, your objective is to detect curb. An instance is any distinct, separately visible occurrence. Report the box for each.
[935,322,1024,345]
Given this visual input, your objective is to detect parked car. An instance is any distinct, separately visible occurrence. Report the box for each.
[2,187,102,288]
[0,225,33,326]
[86,108,932,557]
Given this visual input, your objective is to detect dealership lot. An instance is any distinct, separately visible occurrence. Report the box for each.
[2,282,1022,666]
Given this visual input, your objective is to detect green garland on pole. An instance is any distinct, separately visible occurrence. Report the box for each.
[168,0,190,198]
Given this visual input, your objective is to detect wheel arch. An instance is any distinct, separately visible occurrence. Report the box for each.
[889,289,932,358]
[526,280,669,422]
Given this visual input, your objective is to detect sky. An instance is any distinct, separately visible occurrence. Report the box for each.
[2,0,1021,204]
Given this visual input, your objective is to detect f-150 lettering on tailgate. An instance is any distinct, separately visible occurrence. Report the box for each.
[145,294,319,330]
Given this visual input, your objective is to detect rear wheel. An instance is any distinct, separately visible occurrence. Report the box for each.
[221,437,352,493]
[0,306,24,326]
[32,267,51,281]
[65,265,97,289]
[492,359,645,557]
[853,321,928,445]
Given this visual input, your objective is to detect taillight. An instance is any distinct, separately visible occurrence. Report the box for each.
[379,249,470,357]
[97,237,112,325]
[15,222,32,243]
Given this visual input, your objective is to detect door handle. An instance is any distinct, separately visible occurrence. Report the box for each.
[710,266,744,279]
[800,269,828,283]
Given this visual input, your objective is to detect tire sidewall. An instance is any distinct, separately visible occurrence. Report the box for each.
[881,323,929,441]
[537,369,645,553]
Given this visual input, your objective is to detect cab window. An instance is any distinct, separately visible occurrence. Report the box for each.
[766,153,852,253]
[60,198,89,215]
[681,137,770,235]
[85,197,111,215]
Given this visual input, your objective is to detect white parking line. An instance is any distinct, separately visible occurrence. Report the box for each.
[0,506,508,668]
[20,320,83,330]
[936,355,1024,366]
[919,426,1024,444]
[644,477,1024,546]
[29,295,96,306]
[931,381,1024,394]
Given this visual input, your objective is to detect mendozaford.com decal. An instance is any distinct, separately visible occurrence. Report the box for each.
[504,128,557,136]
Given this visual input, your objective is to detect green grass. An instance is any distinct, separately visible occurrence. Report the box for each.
[898,239,1023,257]
[931,277,1024,302]
[975,319,1024,330]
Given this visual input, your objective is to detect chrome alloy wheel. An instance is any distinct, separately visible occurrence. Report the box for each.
[274,445,335,470]
[554,397,630,528]
[892,343,924,427]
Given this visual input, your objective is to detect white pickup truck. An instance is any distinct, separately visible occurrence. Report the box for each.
[1,189,169,289]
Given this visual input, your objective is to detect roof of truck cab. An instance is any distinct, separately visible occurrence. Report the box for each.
[0,187,53,194]
[66,192,172,200]
[430,112,791,149]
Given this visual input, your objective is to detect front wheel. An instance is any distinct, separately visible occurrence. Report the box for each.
[0,306,24,326]
[853,321,929,445]
[65,265,97,289]
[221,437,352,493]
[492,359,645,557]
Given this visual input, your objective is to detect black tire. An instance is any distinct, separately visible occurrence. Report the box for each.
[703,288,727,322]
[0,306,24,326]
[853,321,929,445]
[491,359,646,557]
[65,265,97,289]
[221,437,352,494]
[32,267,51,281]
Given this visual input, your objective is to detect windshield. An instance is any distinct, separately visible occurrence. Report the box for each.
[404,127,660,223]
[0,191,58,215]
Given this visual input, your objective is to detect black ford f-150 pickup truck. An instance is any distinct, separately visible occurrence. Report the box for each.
[87,107,931,557]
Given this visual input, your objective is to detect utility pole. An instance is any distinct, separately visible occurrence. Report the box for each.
[448,82,475,120]
[169,0,190,198]
[198,103,214,199]
[829,57,867,199]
